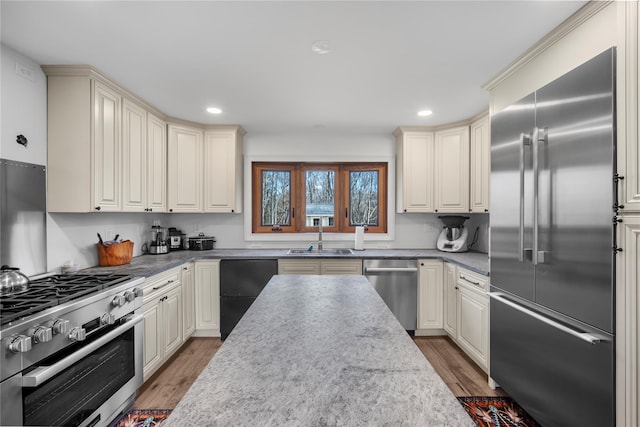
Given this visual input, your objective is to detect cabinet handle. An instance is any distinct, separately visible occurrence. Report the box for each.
[231,209,234,213]
[149,208,153,212]
[484,209,488,212]
[435,209,438,212]
[152,279,175,291]
[460,275,481,287]
[95,206,101,211]
[169,209,173,212]
[455,286,459,290]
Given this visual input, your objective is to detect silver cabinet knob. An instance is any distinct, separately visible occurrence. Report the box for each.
[123,290,136,302]
[100,313,116,326]
[29,326,53,343]
[112,295,126,307]
[8,335,32,353]
[68,327,86,342]
[48,319,70,335]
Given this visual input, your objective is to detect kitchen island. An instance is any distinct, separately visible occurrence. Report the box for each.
[163,275,474,426]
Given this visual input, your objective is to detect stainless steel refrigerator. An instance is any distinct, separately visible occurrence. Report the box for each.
[489,48,616,427]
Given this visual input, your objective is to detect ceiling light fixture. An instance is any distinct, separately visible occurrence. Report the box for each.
[417,110,433,117]
[206,107,222,114]
[311,40,331,55]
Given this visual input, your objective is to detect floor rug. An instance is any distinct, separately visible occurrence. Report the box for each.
[109,409,172,427]
[458,396,541,427]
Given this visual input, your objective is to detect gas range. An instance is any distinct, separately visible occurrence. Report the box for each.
[0,272,145,426]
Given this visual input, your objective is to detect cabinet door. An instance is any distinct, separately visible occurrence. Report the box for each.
[195,260,220,333]
[417,260,443,330]
[470,114,490,213]
[204,128,243,213]
[320,259,362,275]
[163,285,183,358]
[443,262,457,337]
[457,284,488,371]
[396,130,435,212]
[434,126,470,213]
[147,113,167,212]
[142,299,162,380]
[182,263,196,339]
[122,98,147,212]
[168,124,203,212]
[277,259,321,275]
[92,81,121,211]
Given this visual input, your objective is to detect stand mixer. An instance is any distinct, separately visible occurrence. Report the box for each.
[436,215,470,253]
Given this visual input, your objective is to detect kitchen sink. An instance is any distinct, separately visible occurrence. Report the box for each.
[286,248,354,255]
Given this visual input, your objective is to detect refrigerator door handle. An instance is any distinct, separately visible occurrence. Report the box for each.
[533,127,550,265]
[489,292,604,344]
[519,132,532,262]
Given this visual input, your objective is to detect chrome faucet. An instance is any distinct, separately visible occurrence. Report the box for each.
[318,219,323,251]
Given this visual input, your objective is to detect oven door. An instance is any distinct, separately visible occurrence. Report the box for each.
[5,313,143,427]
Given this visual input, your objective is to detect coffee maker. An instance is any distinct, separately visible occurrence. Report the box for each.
[149,222,168,255]
[436,215,470,253]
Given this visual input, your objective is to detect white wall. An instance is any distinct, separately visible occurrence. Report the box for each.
[1,44,47,164]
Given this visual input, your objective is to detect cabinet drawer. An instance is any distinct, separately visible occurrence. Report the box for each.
[320,259,362,275]
[278,260,321,275]
[143,267,181,303]
[456,267,488,292]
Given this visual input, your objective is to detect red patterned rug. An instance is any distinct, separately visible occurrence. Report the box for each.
[458,396,541,427]
[109,409,172,427]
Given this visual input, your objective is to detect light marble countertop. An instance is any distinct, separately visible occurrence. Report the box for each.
[81,248,489,277]
[163,275,474,427]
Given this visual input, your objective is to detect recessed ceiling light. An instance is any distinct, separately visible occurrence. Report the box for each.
[311,40,331,55]
[206,107,222,114]
[417,110,433,117]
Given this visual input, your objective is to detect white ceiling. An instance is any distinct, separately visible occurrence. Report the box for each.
[1,1,587,136]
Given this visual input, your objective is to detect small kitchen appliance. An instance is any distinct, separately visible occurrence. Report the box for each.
[436,215,469,253]
[167,227,185,251]
[188,233,216,251]
[149,223,168,255]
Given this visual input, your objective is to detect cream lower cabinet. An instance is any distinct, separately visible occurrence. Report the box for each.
[454,267,489,372]
[443,262,457,336]
[181,262,196,339]
[194,260,221,337]
[142,267,183,381]
[278,259,362,275]
[416,260,444,333]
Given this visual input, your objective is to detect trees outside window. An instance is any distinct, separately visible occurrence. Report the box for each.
[252,162,387,233]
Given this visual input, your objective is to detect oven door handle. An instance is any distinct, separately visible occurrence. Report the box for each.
[22,314,143,388]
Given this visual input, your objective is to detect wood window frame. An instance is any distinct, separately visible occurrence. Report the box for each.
[252,161,387,234]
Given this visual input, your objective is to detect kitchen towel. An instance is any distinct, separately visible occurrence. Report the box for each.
[354,226,365,251]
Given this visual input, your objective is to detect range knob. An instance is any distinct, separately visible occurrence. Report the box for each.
[100,313,116,326]
[132,287,143,297]
[124,290,136,302]
[112,295,126,307]
[29,326,53,344]
[8,335,32,353]
[68,327,86,342]
[47,319,70,335]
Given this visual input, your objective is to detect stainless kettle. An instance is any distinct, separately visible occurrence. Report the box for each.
[0,265,30,296]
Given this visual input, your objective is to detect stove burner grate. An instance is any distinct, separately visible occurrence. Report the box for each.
[0,273,133,326]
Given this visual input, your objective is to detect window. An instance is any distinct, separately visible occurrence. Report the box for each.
[252,162,387,233]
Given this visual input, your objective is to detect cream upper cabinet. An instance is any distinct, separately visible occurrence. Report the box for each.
[146,113,167,212]
[469,114,490,213]
[443,262,457,336]
[203,126,245,213]
[44,67,125,212]
[121,98,147,212]
[417,259,444,331]
[434,126,470,213]
[394,128,435,213]
[168,123,203,212]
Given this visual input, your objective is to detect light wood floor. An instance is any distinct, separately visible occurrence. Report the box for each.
[134,335,504,410]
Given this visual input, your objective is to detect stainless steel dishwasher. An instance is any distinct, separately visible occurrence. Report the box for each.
[363,259,418,331]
